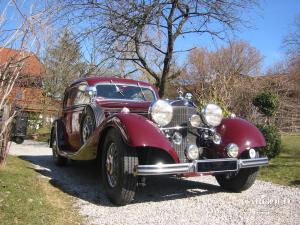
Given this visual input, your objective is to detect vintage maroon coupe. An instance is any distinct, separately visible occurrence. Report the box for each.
[50,76,268,205]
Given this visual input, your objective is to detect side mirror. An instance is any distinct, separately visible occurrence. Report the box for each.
[185,93,193,100]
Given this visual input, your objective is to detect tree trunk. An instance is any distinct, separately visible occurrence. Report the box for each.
[0,104,11,167]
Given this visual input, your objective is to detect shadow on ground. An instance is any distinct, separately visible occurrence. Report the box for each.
[19,155,222,206]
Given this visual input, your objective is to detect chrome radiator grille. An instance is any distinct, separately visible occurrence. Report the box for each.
[164,106,197,162]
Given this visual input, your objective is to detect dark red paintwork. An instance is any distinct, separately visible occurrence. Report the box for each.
[215,117,266,157]
[96,99,152,112]
[112,113,180,163]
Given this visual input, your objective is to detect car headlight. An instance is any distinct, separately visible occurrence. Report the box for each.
[150,100,173,126]
[201,104,223,127]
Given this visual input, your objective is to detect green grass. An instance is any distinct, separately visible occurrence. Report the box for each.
[259,134,300,188]
[0,156,83,225]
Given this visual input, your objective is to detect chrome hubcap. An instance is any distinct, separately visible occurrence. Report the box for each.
[106,143,119,188]
[82,115,93,143]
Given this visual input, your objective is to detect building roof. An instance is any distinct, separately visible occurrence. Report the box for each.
[0,47,44,77]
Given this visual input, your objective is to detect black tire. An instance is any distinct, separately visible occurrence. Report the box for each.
[52,130,67,166]
[216,167,259,192]
[101,128,138,206]
[80,107,96,145]
[13,136,24,144]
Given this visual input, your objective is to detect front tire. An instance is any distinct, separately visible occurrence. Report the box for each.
[101,128,138,206]
[216,167,259,192]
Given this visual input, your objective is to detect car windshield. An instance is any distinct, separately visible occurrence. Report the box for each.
[96,84,156,102]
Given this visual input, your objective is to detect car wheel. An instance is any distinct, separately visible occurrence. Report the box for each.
[13,136,24,144]
[215,167,259,192]
[52,132,67,166]
[80,107,96,145]
[216,150,261,192]
[101,128,138,206]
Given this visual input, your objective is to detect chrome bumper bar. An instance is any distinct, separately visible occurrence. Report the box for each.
[135,157,268,176]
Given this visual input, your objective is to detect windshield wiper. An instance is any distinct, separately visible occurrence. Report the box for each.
[138,82,146,101]
[110,80,124,96]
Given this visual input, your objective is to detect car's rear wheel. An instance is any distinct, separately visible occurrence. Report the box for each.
[80,107,96,145]
[101,128,138,206]
[52,131,67,166]
[13,136,24,144]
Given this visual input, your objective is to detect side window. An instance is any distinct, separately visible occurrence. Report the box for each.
[65,87,77,108]
[73,83,90,106]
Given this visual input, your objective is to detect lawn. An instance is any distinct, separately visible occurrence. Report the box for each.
[259,134,300,188]
[0,156,83,225]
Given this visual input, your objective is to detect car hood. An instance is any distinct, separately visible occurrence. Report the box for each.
[95,99,152,113]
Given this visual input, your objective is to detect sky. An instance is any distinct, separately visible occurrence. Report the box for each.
[175,0,300,72]
[1,0,299,73]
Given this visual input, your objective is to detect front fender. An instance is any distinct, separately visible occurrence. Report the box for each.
[105,113,179,163]
[216,118,266,157]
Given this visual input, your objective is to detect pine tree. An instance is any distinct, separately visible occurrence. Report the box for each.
[44,30,84,98]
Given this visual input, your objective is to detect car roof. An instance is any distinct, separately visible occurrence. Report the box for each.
[70,76,155,88]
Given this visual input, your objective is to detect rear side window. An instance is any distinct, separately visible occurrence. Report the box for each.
[64,83,90,108]
[74,83,90,105]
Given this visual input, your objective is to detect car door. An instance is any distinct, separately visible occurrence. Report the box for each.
[61,82,90,151]
[68,82,90,150]
[61,86,76,151]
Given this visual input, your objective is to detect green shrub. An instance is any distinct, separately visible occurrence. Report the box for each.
[257,124,281,159]
[253,92,279,117]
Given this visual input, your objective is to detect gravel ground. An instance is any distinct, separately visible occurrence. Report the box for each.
[9,140,300,225]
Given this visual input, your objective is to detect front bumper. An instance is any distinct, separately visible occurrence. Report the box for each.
[135,157,268,176]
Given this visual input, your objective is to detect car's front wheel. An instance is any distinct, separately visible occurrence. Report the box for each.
[215,167,259,192]
[101,128,138,206]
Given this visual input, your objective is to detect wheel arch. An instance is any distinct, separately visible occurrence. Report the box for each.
[215,117,266,158]
[96,114,179,163]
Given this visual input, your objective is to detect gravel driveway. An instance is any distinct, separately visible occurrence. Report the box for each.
[9,141,300,225]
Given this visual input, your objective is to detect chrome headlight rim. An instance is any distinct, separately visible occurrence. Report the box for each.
[201,103,223,127]
[149,100,173,127]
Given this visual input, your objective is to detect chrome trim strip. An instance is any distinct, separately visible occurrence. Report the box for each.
[239,157,269,168]
[160,126,187,130]
[135,157,269,176]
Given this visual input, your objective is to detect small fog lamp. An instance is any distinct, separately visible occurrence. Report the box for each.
[226,143,239,158]
[249,148,256,159]
[172,132,183,145]
[186,145,199,160]
[212,133,222,145]
[190,114,201,127]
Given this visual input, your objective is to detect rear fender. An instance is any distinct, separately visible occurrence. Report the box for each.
[215,118,266,157]
[50,119,67,149]
[100,113,179,163]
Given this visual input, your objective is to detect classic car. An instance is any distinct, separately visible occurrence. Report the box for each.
[50,76,268,205]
